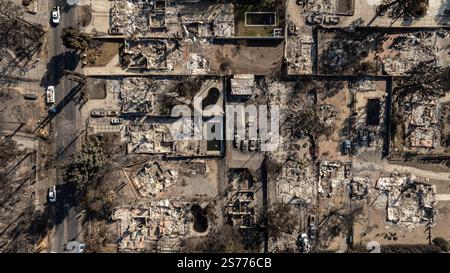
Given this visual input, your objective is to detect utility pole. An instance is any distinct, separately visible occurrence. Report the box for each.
[425,219,435,244]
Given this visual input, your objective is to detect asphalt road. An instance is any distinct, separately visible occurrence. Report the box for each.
[47,2,83,253]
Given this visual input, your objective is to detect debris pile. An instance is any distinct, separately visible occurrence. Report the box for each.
[132,160,208,197]
[349,79,376,92]
[304,0,336,15]
[179,3,234,38]
[405,98,440,149]
[187,53,210,75]
[110,0,166,36]
[383,33,437,75]
[230,74,255,96]
[276,161,317,205]
[376,174,436,226]
[121,39,168,70]
[119,77,158,113]
[127,121,207,157]
[227,170,256,229]
[349,177,370,200]
[127,123,174,154]
[318,161,352,196]
[112,200,190,252]
[286,35,314,75]
[133,161,178,197]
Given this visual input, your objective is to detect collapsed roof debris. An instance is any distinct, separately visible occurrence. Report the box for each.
[110,0,167,36]
[117,77,158,113]
[227,169,256,229]
[404,98,440,149]
[349,177,370,200]
[383,33,438,76]
[318,161,352,197]
[133,161,178,197]
[127,120,212,157]
[110,1,234,38]
[122,39,168,70]
[304,0,336,15]
[112,200,190,252]
[376,174,436,227]
[276,161,317,205]
[187,53,210,75]
[230,74,255,96]
[286,35,314,75]
[132,160,207,197]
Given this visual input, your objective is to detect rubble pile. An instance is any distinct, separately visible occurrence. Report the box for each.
[121,39,168,70]
[112,200,190,252]
[349,79,376,92]
[304,0,336,15]
[127,123,173,154]
[227,170,256,229]
[318,161,352,196]
[349,177,370,200]
[187,53,210,75]
[132,160,208,197]
[110,0,166,36]
[180,4,235,38]
[377,174,436,226]
[230,74,255,96]
[277,161,317,204]
[119,77,159,113]
[127,122,207,157]
[383,34,437,75]
[134,162,178,197]
[286,36,314,75]
[110,0,137,35]
[405,97,440,149]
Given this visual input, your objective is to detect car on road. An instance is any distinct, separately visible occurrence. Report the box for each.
[91,109,107,117]
[110,118,123,125]
[241,139,248,152]
[107,110,120,117]
[249,138,257,151]
[51,6,60,25]
[46,86,55,104]
[66,241,85,253]
[309,226,317,240]
[308,214,316,227]
[233,133,241,148]
[48,185,56,203]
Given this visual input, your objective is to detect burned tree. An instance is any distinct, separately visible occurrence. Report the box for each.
[61,27,91,51]
[394,60,450,101]
[377,0,429,19]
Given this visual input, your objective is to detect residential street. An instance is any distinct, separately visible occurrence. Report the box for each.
[46,1,83,253]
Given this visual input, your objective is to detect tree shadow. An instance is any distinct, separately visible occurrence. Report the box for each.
[40,51,80,87]
[436,0,450,25]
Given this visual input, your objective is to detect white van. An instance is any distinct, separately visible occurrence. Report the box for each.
[46,86,55,104]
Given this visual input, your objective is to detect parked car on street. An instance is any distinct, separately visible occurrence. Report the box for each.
[110,118,123,125]
[91,109,107,117]
[65,241,85,253]
[46,86,55,104]
[107,110,120,117]
[48,185,56,203]
[233,133,241,148]
[249,138,257,151]
[51,6,60,25]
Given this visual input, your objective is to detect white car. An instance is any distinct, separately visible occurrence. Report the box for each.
[110,118,123,125]
[51,6,60,25]
[46,86,55,104]
[48,185,56,203]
